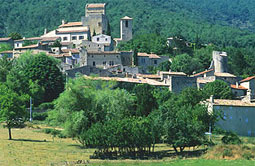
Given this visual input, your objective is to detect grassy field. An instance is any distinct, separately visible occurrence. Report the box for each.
[0,124,255,166]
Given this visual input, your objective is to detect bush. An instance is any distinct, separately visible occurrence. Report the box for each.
[242,152,254,160]
[38,102,54,110]
[221,132,242,145]
[42,128,65,138]
[33,112,48,121]
[223,148,233,157]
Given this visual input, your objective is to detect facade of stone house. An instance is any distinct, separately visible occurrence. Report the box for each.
[14,37,42,48]
[137,53,170,73]
[208,96,255,137]
[0,37,14,46]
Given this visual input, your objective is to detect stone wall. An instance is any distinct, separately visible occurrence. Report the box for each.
[66,66,112,78]
[215,105,255,136]
[169,76,197,93]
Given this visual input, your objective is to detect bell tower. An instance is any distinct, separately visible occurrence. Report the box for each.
[120,16,133,41]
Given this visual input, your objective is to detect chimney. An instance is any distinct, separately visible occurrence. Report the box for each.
[236,82,239,88]
[210,95,214,104]
[62,20,65,25]
[44,28,48,35]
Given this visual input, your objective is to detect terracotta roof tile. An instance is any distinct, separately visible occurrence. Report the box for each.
[59,22,83,28]
[193,69,214,77]
[15,44,38,49]
[138,52,161,59]
[0,37,12,41]
[230,84,248,90]
[214,72,236,78]
[87,3,106,8]
[212,99,255,107]
[240,76,255,83]
[41,37,60,42]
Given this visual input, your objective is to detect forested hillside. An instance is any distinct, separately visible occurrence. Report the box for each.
[1,0,255,48]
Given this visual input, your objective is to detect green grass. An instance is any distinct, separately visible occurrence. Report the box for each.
[0,124,255,166]
[90,160,255,166]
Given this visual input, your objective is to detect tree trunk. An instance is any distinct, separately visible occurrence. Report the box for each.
[8,127,12,140]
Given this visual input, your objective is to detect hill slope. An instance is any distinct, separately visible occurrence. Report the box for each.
[1,0,255,47]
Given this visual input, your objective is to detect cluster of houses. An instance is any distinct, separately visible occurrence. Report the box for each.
[1,3,255,137]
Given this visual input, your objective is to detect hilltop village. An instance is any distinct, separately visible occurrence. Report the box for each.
[1,3,255,137]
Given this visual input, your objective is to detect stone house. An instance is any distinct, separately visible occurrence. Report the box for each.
[0,50,14,59]
[208,96,255,137]
[92,34,113,51]
[137,52,170,73]
[0,37,14,46]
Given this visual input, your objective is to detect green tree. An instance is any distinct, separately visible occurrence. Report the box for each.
[203,80,233,99]
[171,53,202,75]
[0,84,27,140]
[0,55,13,82]
[8,32,22,40]
[0,43,12,52]
[133,84,157,116]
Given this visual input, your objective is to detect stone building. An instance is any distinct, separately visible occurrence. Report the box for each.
[0,37,13,46]
[208,96,255,137]
[137,52,170,73]
[92,34,113,51]
[114,16,133,45]
[82,3,108,36]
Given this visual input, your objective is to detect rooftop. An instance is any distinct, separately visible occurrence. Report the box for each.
[212,99,255,107]
[41,37,60,42]
[230,84,248,90]
[160,71,187,76]
[15,37,41,42]
[121,16,133,20]
[193,69,214,77]
[214,72,236,78]
[240,76,255,83]
[137,74,161,79]
[57,27,89,34]
[87,3,106,8]
[84,76,168,86]
[0,37,12,41]
[15,44,38,49]
[87,51,120,54]
[59,22,83,28]
[61,49,79,54]
[0,50,13,54]
[138,52,161,59]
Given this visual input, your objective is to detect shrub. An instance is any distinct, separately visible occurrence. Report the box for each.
[221,132,242,145]
[33,112,48,121]
[223,148,233,157]
[242,152,254,160]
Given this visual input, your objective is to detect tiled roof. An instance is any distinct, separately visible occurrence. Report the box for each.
[240,76,255,83]
[41,37,60,42]
[60,42,73,46]
[214,72,236,78]
[212,99,255,107]
[59,22,83,28]
[87,51,120,54]
[0,37,12,41]
[15,37,41,42]
[121,16,133,20]
[15,44,38,49]
[56,27,89,34]
[230,84,248,90]
[87,3,106,8]
[193,69,214,77]
[84,76,168,86]
[138,52,161,59]
[160,71,187,76]
[0,50,13,54]
[61,49,79,54]
[137,74,161,79]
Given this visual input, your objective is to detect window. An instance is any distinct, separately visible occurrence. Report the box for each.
[16,43,19,47]
[93,61,96,66]
[103,61,106,65]
[79,36,84,40]
[154,60,157,65]
[98,22,101,27]
[97,38,100,42]
[63,37,68,41]
[105,38,108,41]
[125,20,128,28]
[72,36,77,40]
[142,58,145,64]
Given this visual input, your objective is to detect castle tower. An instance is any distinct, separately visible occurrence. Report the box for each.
[120,16,133,41]
[212,51,228,73]
[82,3,108,36]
